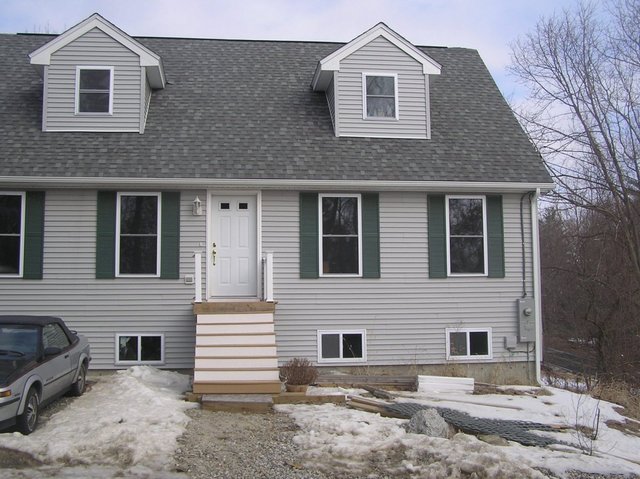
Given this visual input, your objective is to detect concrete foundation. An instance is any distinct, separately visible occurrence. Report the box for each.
[319,361,537,386]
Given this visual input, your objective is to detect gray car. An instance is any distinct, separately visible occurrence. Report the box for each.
[0,316,91,434]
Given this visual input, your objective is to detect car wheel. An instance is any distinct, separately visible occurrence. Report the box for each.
[16,388,39,435]
[70,362,87,397]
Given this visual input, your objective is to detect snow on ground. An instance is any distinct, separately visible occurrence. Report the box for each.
[0,366,195,479]
[276,385,640,478]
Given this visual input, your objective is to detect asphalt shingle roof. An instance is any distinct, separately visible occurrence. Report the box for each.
[0,33,552,184]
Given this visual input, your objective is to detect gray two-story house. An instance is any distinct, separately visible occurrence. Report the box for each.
[0,13,553,393]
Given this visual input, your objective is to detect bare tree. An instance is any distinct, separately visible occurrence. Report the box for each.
[511,0,640,382]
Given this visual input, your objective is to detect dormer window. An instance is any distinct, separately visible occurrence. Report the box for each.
[363,73,398,120]
[76,66,113,114]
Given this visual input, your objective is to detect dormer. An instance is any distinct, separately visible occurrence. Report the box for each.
[29,13,165,133]
[312,23,441,139]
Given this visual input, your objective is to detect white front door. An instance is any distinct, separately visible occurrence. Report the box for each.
[209,195,257,298]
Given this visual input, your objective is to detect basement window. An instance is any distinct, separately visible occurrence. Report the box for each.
[116,334,164,364]
[317,330,366,363]
[445,328,492,360]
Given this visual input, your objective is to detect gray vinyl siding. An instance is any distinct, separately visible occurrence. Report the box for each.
[336,36,428,139]
[0,189,207,369]
[262,190,534,366]
[142,75,152,131]
[325,76,336,131]
[44,27,143,132]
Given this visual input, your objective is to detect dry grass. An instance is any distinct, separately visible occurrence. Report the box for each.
[591,380,640,421]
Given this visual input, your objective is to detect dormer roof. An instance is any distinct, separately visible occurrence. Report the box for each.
[312,22,441,91]
[29,13,165,88]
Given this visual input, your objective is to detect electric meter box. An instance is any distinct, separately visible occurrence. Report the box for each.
[517,298,536,342]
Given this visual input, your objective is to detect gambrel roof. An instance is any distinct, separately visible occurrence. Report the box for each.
[0,32,552,188]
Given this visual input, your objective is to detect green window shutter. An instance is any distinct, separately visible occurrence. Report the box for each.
[96,191,116,279]
[428,195,447,278]
[161,192,180,279]
[23,191,45,280]
[486,195,505,278]
[299,192,319,278]
[362,193,380,278]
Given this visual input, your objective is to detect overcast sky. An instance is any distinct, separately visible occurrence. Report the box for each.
[0,0,579,100]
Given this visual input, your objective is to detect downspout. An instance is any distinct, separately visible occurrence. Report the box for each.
[530,188,543,384]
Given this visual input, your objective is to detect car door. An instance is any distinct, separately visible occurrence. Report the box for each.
[38,322,74,401]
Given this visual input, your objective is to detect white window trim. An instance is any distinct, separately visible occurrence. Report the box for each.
[445,327,493,361]
[115,333,165,365]
[75,66,114,115]
[362,72,399,120]
[318,193,363,277]
[317,330,367,363]
[445,195,488,277]
[115,192,161,278]
[0,192,26,278]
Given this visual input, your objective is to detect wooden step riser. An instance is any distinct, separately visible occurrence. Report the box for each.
[197,323,274,335]
[195,345,277,358]
[195,357,278,369]
[196,313,274,324]
[193,382,282,394]
[195,370,281,382]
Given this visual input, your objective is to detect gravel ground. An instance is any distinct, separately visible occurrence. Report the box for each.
[173,408,340,479]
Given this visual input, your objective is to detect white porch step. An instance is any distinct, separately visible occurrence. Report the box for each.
[194,369,280,382]
[197,322,274,335]
[195,357,278,369]
[196,333,276,346]
[195,345,277,357]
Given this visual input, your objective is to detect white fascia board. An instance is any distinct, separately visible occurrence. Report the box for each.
[29,13,165,88]
[312,22,441,91]
[0,176,555,193]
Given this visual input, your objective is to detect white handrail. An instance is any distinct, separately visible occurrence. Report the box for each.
[263,252,274,302]
[193,252,202,303]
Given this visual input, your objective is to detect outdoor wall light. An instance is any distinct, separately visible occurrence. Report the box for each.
[192,196,203,216]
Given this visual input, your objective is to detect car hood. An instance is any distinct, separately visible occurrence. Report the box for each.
[0,357,37,388]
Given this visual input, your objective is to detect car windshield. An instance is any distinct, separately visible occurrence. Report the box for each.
[0,324,39,359]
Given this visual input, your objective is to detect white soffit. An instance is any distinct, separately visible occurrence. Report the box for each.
[29,13,165,88]
[312,22,441,91]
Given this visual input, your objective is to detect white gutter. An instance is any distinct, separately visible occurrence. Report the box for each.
[531,188,543,384]
[0,176,555,193]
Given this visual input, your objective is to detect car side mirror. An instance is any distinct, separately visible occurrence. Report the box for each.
[43,346,62,357]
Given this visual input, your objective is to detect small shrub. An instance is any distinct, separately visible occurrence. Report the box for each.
[279,357,319,385]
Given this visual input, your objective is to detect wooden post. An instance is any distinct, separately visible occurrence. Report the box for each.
[194,252,202,303]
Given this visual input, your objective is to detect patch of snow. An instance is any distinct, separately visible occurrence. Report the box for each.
[0,366,195,478]
[277,385,640,478]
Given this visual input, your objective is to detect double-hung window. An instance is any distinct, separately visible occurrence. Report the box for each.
[76,66,113,114]
[0,193,25,277]
[320,194,362,276]
[363,73,398,119]
[446,196,487,275]
[116,193,160,276]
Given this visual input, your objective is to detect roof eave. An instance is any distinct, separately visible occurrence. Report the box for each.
[0,175,555,193]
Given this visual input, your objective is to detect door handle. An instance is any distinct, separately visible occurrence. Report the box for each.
[212,242,217,266]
